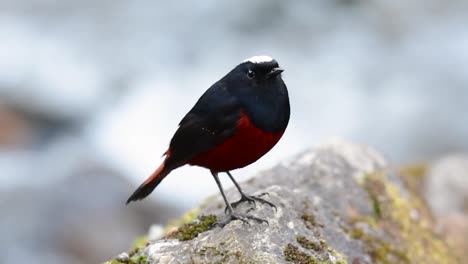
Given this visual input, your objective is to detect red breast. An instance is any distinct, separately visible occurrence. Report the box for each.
[189,111,284,172]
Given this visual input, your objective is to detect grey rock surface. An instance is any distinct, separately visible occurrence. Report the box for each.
[110,140,459,264]
[425,155,468,259]
[426,155,468,216]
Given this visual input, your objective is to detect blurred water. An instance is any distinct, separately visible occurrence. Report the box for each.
[1,0,468,263]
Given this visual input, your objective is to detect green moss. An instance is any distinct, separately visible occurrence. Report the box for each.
[399,163,429,197]
[327,250,347,264]
[321,240,347,264]
[164,207,201,235]
[129,255,149,264]
[362,174,384,220]
[103,235,149,264]
[285,237,347,264]
[350,172,459,264]
[284,243,319,264]
[166,215,217,241]
[399,163,428,178]
[302,200,324,230]
[163,194,221,236]
[103,261,122,264]
[319,239,327,248]
[350,227,364,240]
[103,254,149,264]
[301,212,319,229]
[296,236,323,252]
[350,226,410,264]
[128,236,149,257]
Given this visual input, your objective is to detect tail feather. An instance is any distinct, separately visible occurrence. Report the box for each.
[126,162,171,204]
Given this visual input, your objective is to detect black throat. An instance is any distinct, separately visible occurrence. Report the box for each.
[233,77,290,133]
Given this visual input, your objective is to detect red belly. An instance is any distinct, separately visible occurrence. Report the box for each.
[189,112,284,172]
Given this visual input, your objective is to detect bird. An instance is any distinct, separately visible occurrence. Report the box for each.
[126,55,290,226]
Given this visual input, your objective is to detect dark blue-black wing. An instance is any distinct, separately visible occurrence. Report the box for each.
[164,83,241,170]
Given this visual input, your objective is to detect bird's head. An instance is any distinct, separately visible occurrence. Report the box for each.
[223,55,284,85]
[240,55,284,81]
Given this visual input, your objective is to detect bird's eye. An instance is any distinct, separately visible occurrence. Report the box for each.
[247,70,256,79]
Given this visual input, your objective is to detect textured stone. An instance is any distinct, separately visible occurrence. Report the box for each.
[107,140,460,264]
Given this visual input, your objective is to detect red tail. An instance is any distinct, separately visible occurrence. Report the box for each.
[126,161,171,204]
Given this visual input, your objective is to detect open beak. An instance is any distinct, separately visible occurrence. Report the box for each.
[265,67,284,79]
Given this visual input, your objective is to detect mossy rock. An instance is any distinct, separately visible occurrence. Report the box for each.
[165,214,217,241]
[103,141,461,264]
[348,172,460,264]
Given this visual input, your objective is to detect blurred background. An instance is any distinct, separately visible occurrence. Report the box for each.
[1,0,468,263]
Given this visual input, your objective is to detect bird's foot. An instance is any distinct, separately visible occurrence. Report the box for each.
[216,211,268,227]
[224,192,277,214]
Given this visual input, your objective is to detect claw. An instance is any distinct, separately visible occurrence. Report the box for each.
[216,211,269,227]
[231,195,256,209]
[230,193,277,213]
[223,192,276,216]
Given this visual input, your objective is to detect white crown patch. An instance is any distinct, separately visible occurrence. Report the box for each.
[243,55,274,64]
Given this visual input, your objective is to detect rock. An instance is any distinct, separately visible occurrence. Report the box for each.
[106,140,460,264]
[116,253,129,262]
[425,155,468,216]
[424,155,468,260]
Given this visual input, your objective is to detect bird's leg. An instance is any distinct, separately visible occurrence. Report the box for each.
[225,171,277,212]
[212,171,234,215]
[211,171,268,227]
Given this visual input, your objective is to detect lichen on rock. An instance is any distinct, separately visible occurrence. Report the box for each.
[348,172,459,264]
